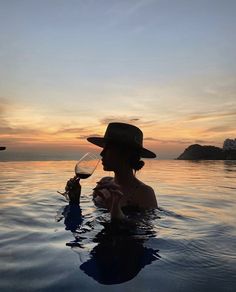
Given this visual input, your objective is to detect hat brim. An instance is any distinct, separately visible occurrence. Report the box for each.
[87,137,156,158]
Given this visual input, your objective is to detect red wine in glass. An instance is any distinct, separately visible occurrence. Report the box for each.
[75,152,100,179]
[76,173,91,179]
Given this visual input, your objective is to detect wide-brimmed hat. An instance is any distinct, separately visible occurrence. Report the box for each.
[87,122,156,158]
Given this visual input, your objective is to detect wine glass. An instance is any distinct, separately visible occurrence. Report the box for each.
[75,152,100,179]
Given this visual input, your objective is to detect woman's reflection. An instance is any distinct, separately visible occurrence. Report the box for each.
[61,203,160,285]
[62,202,83,233]
[80,222,160,284]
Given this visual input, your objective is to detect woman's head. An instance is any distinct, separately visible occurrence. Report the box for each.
[100,141,145,172]
[87,122,156,172]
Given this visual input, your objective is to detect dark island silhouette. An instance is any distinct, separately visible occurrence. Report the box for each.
[177,138,236,160]
[0,146,6,151]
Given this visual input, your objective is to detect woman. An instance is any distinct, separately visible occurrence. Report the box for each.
[68,122,158,220]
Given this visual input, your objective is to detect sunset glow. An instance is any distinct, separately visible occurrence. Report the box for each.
[1,1,235,160]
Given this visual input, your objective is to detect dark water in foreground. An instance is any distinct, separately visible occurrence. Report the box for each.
[0,160,235,291]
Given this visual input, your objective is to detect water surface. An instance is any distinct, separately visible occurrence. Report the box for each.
[0,160,235,291]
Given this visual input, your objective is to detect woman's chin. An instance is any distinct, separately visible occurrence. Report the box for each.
[103,165,112,171]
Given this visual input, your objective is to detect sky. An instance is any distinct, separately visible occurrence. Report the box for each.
[0,0,236,160]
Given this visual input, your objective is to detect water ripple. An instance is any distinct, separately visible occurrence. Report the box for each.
[0,160,236,291]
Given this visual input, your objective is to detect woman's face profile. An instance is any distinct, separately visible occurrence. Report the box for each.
[100,144,125,171]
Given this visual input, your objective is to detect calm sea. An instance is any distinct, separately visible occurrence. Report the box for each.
[0,160,235,291]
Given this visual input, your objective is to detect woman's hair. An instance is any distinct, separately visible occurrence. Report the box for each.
[128,150,145,171]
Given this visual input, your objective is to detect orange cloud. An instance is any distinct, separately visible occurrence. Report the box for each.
[188,110,236,121]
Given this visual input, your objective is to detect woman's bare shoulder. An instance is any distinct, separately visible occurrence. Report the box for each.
[96,176,114,184]
[136,180,158,209]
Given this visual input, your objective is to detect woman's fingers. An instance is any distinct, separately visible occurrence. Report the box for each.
[93,180,123,210]
[110,189,123,197]
[96,188,111,199]
[94,181,120,191]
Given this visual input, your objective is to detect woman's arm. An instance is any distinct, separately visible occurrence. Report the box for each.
[109,189,126,221]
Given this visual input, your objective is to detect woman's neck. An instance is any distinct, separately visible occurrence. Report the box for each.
[114,167,136,186]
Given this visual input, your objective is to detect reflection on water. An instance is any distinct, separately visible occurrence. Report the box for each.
[0,160,236,291]
[224,160,236,175]
[60,203,160,284]
[80,227,159,285]
[58,203,83,233]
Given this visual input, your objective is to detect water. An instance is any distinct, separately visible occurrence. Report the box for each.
[0,160,235,291]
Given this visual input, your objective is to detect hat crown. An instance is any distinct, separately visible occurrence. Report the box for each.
[87,122,156,158]
[104,122,143,147]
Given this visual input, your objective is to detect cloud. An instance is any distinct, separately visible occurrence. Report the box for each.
[0,105,6,115]
[204,125,236,133]
[0,97,11,112]
[78,134,194,145]
[144,137,158,141]
[144,137,194,145]
[0,98,11,126]
[77,133,102,140]
[0,126,41,135]
[100,116,140,125]
[188,110,236,121]
[0,98,100,149]
[54,127,87,135]
[0,98,59,146]
[0,98,40,138]
[194,139,216,144]
[99,116,157,129]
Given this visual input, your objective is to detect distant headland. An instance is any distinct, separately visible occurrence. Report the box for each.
[177,138,236,160]
[0,146,6,151]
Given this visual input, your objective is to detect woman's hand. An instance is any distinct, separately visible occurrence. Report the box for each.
[93,179,125,220]
[93,180,120,209]
[65,176,81,204]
